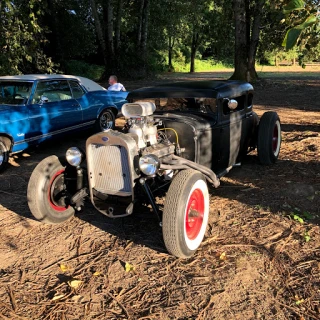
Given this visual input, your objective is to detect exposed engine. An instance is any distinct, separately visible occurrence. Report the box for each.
[121,102,176,180]
[122,102,176,158]
[121,102,219,187]
[122,102,162,148]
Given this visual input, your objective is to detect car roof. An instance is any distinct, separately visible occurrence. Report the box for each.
[127,80,253,99]
[0,74,107,92]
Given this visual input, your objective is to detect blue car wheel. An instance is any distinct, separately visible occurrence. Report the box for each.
[0,137,10,173]
[96,109,115,132]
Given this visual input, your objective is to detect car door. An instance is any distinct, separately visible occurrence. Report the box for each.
[27,80,82,140]
[78,89,128,123]
[0,81,34,152]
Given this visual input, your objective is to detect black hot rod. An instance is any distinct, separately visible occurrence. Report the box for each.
[27,80,281,258]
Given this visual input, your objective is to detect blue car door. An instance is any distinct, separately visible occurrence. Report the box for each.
[78,89,128,123]
[0,80,35,152]
[27,80,82,142]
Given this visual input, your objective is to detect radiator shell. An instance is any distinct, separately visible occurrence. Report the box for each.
[86,130,139,217]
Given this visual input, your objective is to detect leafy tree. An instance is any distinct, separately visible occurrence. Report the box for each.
[0,0,56,75]
[150,0,186,72]
[204,0,234,65]
[282,0,319,50]
[43,0,96,63]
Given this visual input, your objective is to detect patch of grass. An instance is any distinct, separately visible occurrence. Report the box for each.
[173,59,233,72]
[256,65,320,78]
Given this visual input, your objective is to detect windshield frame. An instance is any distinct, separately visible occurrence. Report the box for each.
[132,97,217,114]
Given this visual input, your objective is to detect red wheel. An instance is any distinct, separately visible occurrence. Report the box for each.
[48,169,69,212]
[185,188,205,241]
[257,112,281,165]
[163,170,209,258]
[28,156,75,224]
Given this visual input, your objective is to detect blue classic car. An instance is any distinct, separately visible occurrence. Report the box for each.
[0,74,128,172]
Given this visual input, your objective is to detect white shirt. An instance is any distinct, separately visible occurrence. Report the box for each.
[108,83,126,91]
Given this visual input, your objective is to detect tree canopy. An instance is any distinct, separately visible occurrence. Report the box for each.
[0,0,319,80]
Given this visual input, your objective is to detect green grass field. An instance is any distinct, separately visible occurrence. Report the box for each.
[167,61,320,80]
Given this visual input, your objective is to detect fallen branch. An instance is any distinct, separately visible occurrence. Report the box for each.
[107,291,131,319]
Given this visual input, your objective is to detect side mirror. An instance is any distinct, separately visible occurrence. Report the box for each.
[228,99,238,110]
[40,96,49,104]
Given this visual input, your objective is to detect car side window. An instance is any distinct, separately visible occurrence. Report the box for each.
[0,81,33,105]
[69,81,85,99]
[33,80,72,103]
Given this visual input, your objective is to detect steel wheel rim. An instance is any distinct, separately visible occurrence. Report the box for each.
[185,188,205,240]
[272,120,281,155]
[48,169,68,212]
[0,142,5,166]
[100,112,113,130]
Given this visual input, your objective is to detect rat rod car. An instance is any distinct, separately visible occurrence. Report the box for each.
[27,80,281,258]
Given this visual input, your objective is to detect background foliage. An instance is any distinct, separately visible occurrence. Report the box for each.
[0,0,319,79]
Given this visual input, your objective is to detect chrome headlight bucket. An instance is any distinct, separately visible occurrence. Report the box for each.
[66,147,83,167]
[139,154,160,176]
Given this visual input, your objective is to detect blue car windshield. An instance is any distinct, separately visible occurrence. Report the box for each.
[0,81,33,105]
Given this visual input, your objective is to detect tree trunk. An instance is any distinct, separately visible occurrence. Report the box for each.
[105,0,114,56]
[140,0,150,58]
[190,29,199,73]
[90,0,107,65]
[138,0,150,74]
[168,36,174,72]
[230,0,248,81]
[0,1,3,37]
[247,0,264,81]
[114,0,123,71]
[47,0,63,61]
[137,0,144,47]
[103,0,115,74]
[230,0,263,81]
[115,0,123,54]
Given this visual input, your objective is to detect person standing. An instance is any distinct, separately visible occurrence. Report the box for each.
[108,75,126,91]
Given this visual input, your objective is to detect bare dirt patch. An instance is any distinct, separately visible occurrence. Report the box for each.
[0,72,319,319]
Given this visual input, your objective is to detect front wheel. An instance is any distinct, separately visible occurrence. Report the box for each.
[27,155,75,224]
[257,111,281,165]
[0,137,10,173]
[162,169,209,258]
[96,109,115,132]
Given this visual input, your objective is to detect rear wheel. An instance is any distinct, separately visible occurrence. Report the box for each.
[27,155,75,224]
[96,109,115,132]
[0,137,10,173]
[257,111,281,165]
[162,169,209,258]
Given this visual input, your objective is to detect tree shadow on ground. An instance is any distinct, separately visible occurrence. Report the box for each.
[211,154,320,225]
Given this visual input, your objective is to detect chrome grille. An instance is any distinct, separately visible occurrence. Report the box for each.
[89,144,131,195]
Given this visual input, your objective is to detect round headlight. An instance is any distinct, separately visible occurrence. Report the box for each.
[139,154,160,176]
[66,147,83,167]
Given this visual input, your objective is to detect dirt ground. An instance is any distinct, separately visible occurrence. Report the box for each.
[0,70,319,319]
